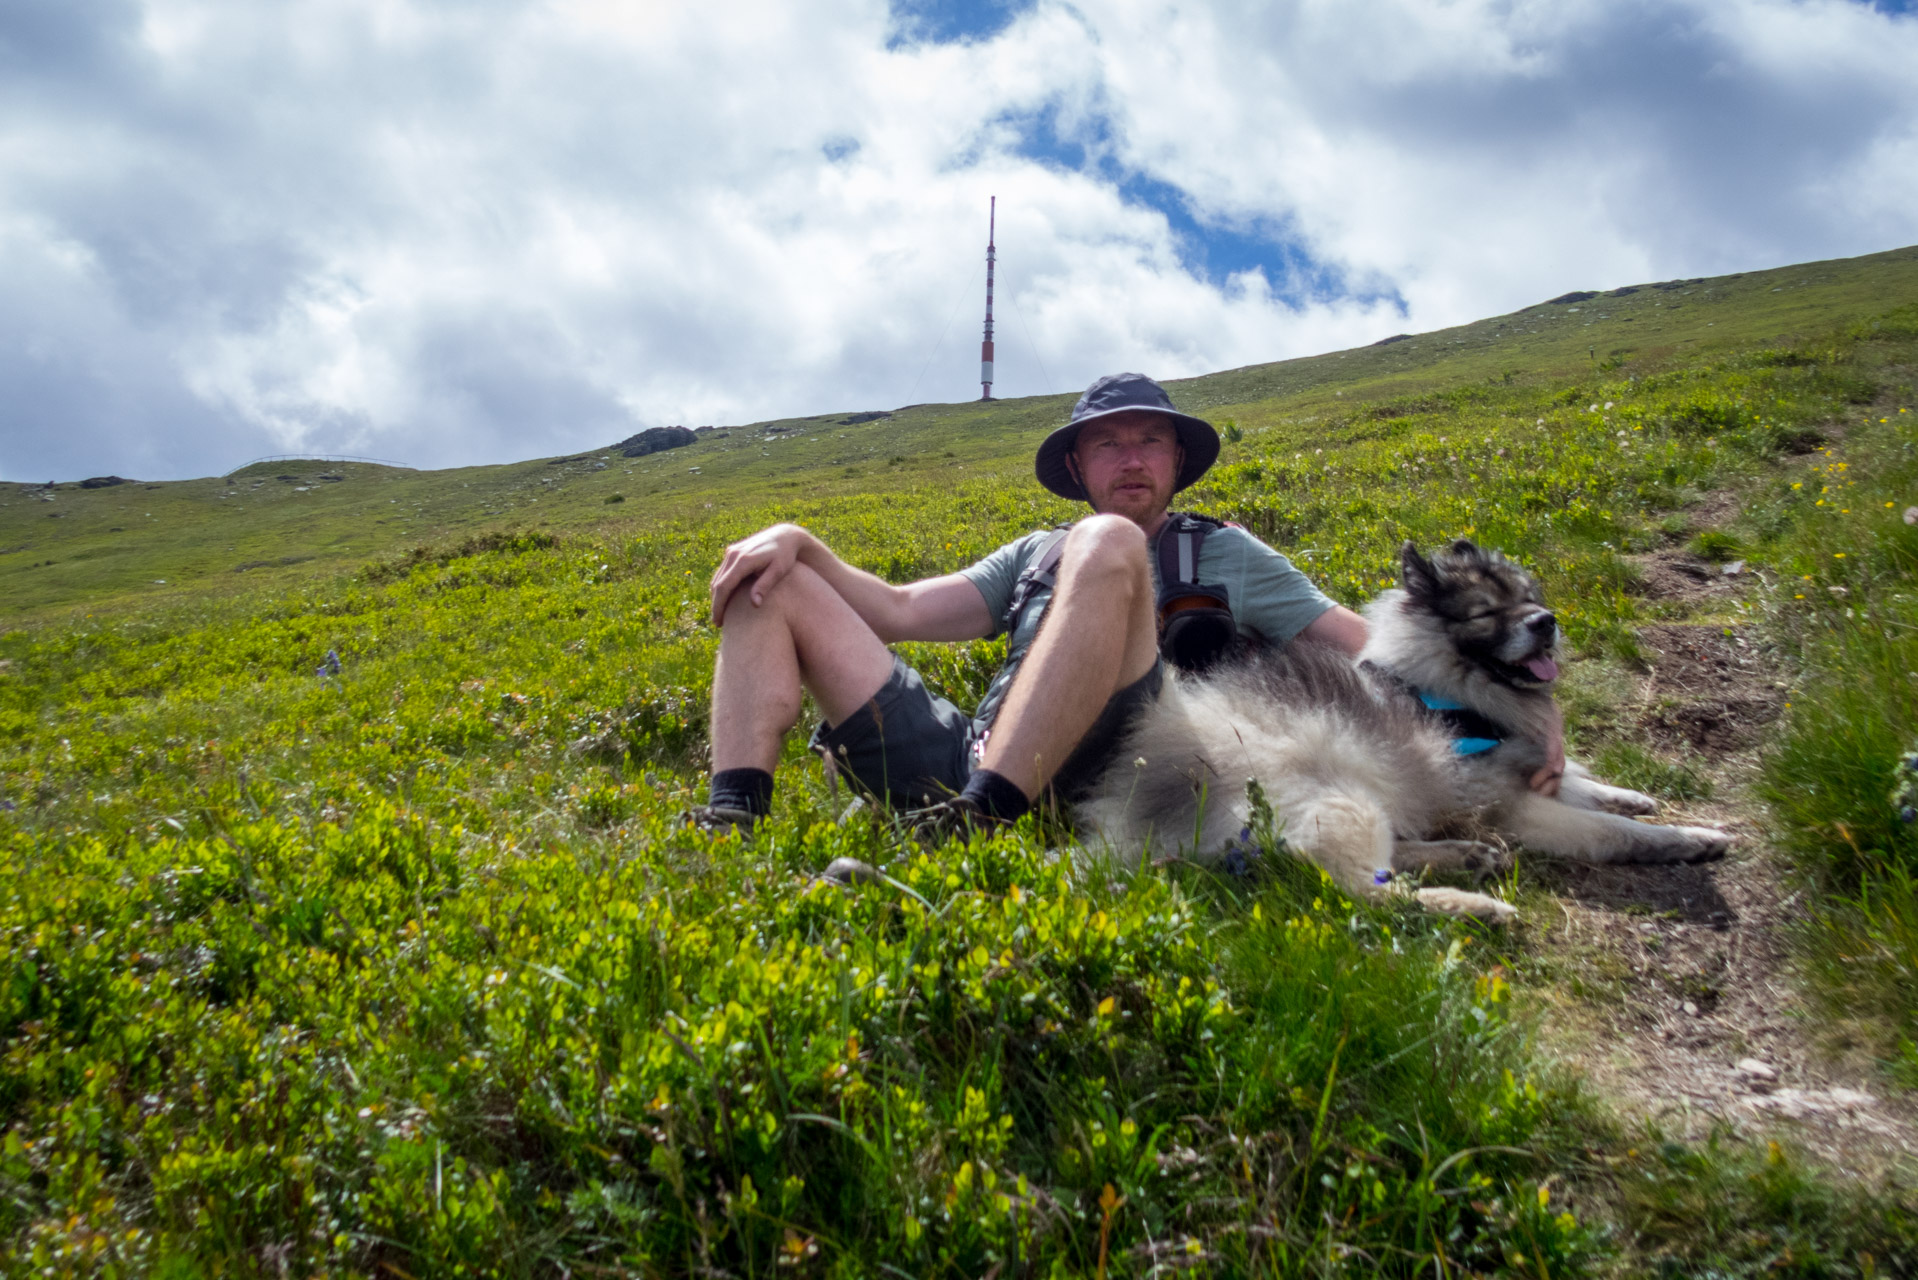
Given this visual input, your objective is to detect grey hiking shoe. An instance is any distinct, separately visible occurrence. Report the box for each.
[818,856,884,887]
[905,794,1005,845]
[682,804,757,837]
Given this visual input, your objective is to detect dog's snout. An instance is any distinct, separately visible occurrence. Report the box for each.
[1528,611,1557,635]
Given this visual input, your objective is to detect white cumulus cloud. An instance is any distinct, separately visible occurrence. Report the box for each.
[0,0,1914,480]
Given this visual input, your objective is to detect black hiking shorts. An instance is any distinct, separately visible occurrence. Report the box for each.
[807,655,1164,812]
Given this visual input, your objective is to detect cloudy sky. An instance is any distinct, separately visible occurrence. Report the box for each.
[3,0,1916,481]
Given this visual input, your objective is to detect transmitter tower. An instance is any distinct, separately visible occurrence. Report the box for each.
[980,197,996,401]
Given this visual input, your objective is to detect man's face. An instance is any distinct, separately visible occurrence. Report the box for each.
[1069,411,1183,526]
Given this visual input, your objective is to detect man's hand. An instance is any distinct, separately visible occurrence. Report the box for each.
[710,523,812,626]
[1530,702,1566,797]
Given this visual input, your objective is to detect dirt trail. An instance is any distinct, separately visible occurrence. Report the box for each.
[1529,531,1918,1176]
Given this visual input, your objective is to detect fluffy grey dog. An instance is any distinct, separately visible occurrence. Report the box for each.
[1076,539,1732,921]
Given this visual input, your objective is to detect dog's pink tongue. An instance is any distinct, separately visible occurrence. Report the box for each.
[1525,656,1560,683]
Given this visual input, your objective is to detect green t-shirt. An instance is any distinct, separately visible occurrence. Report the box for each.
[958,521,1335,729]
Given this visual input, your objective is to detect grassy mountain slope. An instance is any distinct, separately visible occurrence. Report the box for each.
[2,244,1917,1276]
[7,244,1916,623]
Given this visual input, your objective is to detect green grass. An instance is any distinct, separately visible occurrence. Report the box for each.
[1687,530,1746,564]
[1589,742,1714,802]
[1798,866,1918,1089]
[2,245,1918,1274]
[1613,1132,1918,1276]
[1749,326,1918,1087]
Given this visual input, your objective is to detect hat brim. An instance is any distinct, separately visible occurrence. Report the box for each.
[1034,406,1220,501]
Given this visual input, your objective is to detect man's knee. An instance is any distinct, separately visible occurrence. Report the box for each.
[717,559,831,630]
[1059,515,1149,592]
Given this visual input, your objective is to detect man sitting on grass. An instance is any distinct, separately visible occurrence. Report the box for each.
[690,372,1559,838]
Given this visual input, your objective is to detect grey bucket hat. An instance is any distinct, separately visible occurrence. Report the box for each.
[1035,372,1220,501]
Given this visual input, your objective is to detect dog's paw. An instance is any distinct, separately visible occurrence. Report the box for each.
[1415,886,1518,923]
[1393,839,1512,881]
[1598,787,1659,817]
[1675,826,1733,863]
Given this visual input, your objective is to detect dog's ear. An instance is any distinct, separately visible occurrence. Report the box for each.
[1400,540,1440,600]
[1448,537,1483,561]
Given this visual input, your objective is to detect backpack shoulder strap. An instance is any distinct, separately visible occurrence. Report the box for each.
[1003,524,1073,636]
[1155,511,1223,588]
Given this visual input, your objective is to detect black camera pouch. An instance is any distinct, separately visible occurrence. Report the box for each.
[1158,582,1236,673]
[1153,512,1239,673]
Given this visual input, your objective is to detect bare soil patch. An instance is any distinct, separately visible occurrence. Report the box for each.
[1532,503,1918,1177]
[1634,622,1786,755]
[1630,550,1752,605]
[1534,838,1918,1174]
[1625,491,1755,604]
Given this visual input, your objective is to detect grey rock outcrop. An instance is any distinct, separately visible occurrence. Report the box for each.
[617,426,698,458]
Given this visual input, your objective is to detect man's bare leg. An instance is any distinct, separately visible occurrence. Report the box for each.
[709,562,896,774]
[977,515,1162,800]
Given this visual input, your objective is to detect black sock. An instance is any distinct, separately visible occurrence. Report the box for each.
[709,767,773,817]
[960,768,1031,823]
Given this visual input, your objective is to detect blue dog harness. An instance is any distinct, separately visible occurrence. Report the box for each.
[1360,661,1508,756]
[1415,691,1505,756]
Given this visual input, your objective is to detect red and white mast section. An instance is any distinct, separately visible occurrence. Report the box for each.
[980,196,996,401]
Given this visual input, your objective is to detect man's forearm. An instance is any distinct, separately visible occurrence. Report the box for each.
[788,532,914,638]
[1299,604,1369,655]
[712,522,988,643]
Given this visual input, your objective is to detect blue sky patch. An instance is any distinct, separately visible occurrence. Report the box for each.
[995,101,1398,311]
[887,0,1036,48]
